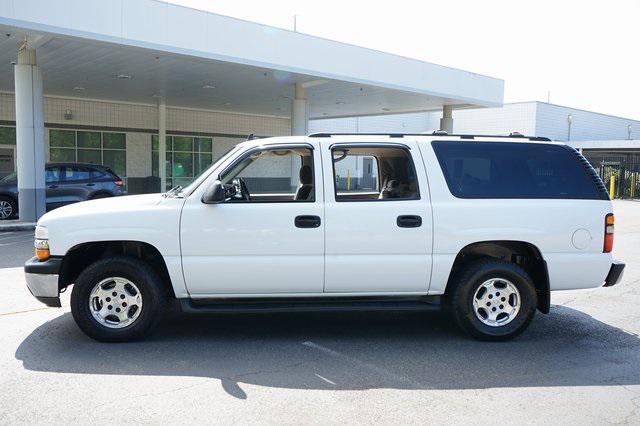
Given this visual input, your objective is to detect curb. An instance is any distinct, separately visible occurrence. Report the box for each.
[0,222,36,232]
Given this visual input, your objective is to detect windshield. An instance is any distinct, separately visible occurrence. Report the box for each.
[0,172,16,183]
[176,144,244,195]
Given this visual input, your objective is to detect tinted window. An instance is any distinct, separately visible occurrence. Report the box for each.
[63,167,91,182]
[45,167,61,184]
[332,146,419,201]
[90,168,109,180]
[432,141,603,199]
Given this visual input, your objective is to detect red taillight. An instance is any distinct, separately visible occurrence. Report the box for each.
[604,213,614,253]
[114,180,123,187]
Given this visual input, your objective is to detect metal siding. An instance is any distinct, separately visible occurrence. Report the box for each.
[535,102,639,141]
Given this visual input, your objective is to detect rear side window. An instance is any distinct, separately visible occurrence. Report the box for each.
[432,141,607,200]
[90,168,110,180]
[332,146,419,201]
[63,166,91,182]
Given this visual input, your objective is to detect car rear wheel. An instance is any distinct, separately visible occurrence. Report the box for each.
[447,259,537,341]
[70,256,166,342]
[0,196,17,220]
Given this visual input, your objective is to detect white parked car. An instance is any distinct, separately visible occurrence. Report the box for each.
[24,132,625,342]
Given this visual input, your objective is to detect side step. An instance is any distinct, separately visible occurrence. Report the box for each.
[179,296,442,314]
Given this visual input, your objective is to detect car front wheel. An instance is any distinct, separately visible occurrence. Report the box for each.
[0,196,17,220]
[70,256,166,342]
[447,259,537,341]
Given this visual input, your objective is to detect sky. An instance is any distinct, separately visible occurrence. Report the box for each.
[168,0,640,120]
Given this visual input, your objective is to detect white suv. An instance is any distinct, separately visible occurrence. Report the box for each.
[24,133,625,342]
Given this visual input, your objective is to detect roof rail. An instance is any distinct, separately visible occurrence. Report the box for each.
[307,132,552,142]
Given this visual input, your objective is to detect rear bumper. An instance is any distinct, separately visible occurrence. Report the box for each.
[24,256,63,307]
[603,260,625,287]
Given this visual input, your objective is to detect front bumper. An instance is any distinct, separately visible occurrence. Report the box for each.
[24,256,63,307]
[603,260,625,287]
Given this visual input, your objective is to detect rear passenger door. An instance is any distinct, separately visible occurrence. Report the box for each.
[58,166,93,205]
[321,140,433,293]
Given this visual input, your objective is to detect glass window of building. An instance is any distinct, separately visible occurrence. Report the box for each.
[49,129,127,185]
[152,135,214,190]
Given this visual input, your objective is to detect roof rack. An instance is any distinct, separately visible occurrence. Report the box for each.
[307,132,551,142]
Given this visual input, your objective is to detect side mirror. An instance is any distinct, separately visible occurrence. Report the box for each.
[201,180,226,204]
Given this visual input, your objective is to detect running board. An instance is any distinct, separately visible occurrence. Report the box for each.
[179,297,442,314]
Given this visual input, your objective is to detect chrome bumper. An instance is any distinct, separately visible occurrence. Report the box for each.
[24,257,63,307]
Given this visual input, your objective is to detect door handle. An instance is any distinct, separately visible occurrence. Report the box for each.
[48,185,58,189]
[295,215,321,228]
[397,215,422,228]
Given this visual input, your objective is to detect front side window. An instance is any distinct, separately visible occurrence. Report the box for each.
[332,146,419,201]
[45,167,61,184]
[219,147,315,202]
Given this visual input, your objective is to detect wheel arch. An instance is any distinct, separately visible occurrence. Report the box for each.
[59,240,175,299]
[445,240,550,314]
[88,190,114,199]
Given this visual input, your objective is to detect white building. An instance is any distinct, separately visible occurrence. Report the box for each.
[310,101,640,142]
[0,0,503,221]
[309,101,640,199]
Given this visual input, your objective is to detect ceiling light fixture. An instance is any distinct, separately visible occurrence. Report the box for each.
[336,101,345,105]
[73,86,85,91]
[202,84,216,89]
[116,74,132,79]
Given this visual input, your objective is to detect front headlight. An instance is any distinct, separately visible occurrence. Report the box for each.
[34,225,50,261]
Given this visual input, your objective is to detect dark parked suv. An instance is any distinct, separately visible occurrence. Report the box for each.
[0,163,124,220]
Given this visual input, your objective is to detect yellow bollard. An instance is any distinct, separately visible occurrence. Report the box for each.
[631,173,636,199]
[347,169,351,191]
[609,174,616,200]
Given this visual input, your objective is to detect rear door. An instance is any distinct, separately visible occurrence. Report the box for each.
[321,140,433,293]
[56,166,93,205]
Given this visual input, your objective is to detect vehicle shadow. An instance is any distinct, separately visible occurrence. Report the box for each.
[15,305,640,399]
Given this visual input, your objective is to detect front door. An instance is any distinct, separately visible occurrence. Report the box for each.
[321,140,433,293]
[180,143,325,296]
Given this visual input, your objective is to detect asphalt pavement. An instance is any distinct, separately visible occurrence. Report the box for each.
[0,202,639,424]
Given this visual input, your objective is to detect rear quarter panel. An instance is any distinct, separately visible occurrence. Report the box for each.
[417,141,613,294]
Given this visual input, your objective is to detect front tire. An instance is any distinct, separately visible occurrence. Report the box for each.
[71,256,166,342]
[0,195,17,220]
[447,259,537,341]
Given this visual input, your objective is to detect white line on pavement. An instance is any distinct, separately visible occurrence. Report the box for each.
[302,341,424,388]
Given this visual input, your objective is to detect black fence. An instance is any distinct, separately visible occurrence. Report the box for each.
[583,152,640,199]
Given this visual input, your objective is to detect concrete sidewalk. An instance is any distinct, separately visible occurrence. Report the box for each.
[0,221,35,232]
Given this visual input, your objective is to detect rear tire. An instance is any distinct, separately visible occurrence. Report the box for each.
[447,259,537,341]
[0,195,17,220]
[71,256,166,342]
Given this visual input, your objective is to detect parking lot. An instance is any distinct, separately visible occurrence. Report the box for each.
[0,201,638,424]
